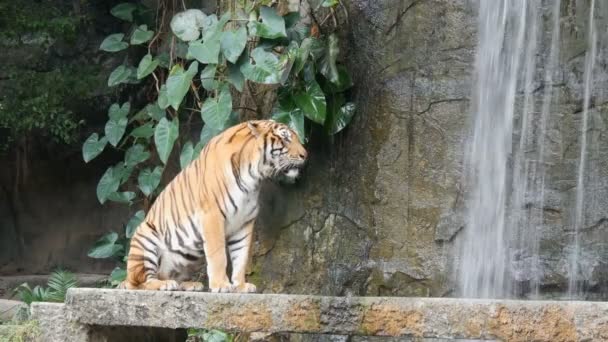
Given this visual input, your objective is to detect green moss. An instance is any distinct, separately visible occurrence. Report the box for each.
[0,320,40,342]
[0,1,81,42]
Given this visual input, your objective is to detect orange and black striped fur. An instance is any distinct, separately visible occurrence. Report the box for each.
[119,120,307,292]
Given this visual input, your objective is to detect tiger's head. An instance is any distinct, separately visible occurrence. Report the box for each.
[248,120,308,182]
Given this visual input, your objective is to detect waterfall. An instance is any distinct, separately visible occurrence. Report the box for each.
[569,0,597,298]
[457,0,567,299]
[458,0,528,299]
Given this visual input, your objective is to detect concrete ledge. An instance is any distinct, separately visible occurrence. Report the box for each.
[64,288,608,341]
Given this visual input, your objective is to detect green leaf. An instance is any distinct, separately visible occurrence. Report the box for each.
[295,38,313,74]
[82,133,108,163]
[318,34,340,83]
[203,330,231,342]
[96,166,121,204]
[293,79,326,124]
[201,85,233,129]
[131,25,154,45]
[138,166,163,196]
[100,33,128,52]
[188,39,221,64]
[227,62,245,92]
[157,85,170,109]
[125,144,150,167]
[198,111,238,148]
[272,109,306,143]
[108,65,132,87]
[88,232,123,258]
[110,267,127,286]
[111,3,137,21]
[329,101,355,134]
[154,117,179,164]
[137,54,159,79]
[130,122,155,138]
[220,27,248,64]
[108,102,130,120]
[179,141,194,169]
[125,210,145,238]
[201,64,218,91]
[322,0,339,7]
[247,6,286,39]
[166,62,199,110]
[105,117,128,147]
[240,47,282,84]
[203,12,230,41]
[145,103,166,121]
[107,191,136,204]
[324,65,354,93]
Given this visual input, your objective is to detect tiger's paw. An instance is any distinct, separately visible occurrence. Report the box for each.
[179,281,205,292]
[210,281,236,293]
[234,282,257,293]
[158,280,179,291]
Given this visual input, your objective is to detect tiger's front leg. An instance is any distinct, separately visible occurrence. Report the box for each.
[202,211,234,293]
[228,220,256,293]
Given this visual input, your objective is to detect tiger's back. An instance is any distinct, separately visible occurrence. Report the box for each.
[121,120,307,292]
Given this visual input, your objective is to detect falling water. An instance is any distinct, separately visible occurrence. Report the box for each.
[569,0,597,298]
[457,0,565,298]
[458,0,527,298]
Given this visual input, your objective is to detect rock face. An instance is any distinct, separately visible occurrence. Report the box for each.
[250,0,608,300]
[1,0,607,301]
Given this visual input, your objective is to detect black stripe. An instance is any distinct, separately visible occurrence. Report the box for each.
[213,192,227,219]
[171,249,199,261]
[231,153,247,193]
[144,256,158,268]
[248,163,256,179]
[228,232,250,246]
[128,255,144,261]
[187,215,204,242]
[140,234,158,249]
[262,133,269,164]
[175,224,186,246]
[145,222,157,232]
[228,126,248,143]
[132,237,155,254]
[229,245,244,253]
[222,181,238,212]
[164,222,173,246]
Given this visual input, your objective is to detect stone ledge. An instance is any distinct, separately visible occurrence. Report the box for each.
[59,288,608,341]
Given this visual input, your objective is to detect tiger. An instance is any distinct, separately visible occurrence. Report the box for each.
[119,120,308,293]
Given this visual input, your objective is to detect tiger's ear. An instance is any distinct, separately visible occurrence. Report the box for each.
[248,122,261,138]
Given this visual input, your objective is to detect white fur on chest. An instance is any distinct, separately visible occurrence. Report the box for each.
[225,188,259,237]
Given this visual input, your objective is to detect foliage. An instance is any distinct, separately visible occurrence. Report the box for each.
[186,328,234,342]
[13,270,78,305]
[84,0,355,283]
[0,0,97,152]
[0,320,40,342]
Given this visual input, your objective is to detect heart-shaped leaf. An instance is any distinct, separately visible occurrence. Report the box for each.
[247,6,286,39]
[108,65,133,86]
[166,62,199,110]
[107,191,136,204]
[240,47,282,84]
[201,85,232,129]
[130,122,155,138]
[138,166,163,196]
[318,34,340,83]
[111,3,137,22]
[220,27,247,63]
[179,141,194,169]
[82,133,108,162]
[125,210,145,238]
[293,79,326,124]
[97,166,121,204]
[154,117,179,164]
[88,232,123,258]
[131,25,154,45]
[188,38,221,64]
[100,33,128,52]
[272,108,306,143]
[125,144,150,167]
[105,117,128,146]
[157,85,170,109]
[108,102,130,120]
[137,54,159,79]
[200,64,218,91]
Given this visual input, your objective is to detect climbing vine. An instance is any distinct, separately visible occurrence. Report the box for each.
[83,0,354,284]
